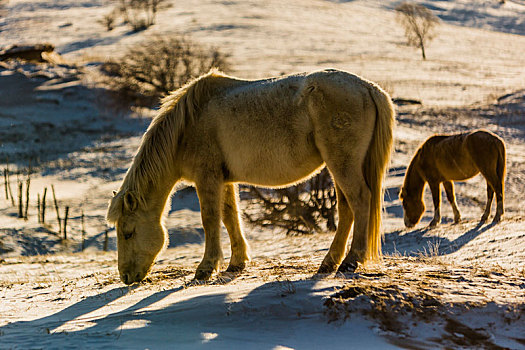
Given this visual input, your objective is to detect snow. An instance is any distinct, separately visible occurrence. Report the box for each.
[1,0,525,349]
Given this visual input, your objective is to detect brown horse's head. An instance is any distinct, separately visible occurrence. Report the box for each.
[399,186,425,228]
[108,190,167,285]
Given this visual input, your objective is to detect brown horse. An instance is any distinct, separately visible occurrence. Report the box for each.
[400,129,506,228]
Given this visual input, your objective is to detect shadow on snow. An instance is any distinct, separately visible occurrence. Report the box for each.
[0,279,380,349]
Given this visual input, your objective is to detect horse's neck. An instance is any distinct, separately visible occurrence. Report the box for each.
[140,174,178,218]
[122,155,180,217]
[405,160,425,198]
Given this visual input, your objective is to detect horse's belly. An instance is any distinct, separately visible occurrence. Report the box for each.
[216,106,322,186]
[222,134,323,186]
[438,161,478,181]
[229,150,324,186]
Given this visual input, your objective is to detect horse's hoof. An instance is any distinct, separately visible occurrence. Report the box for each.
[336,261,358,275]
[491,216,501,225]
[480,216,488,223]
[194,269,213,281]
[317,263,337,274]
[226,262,245,273]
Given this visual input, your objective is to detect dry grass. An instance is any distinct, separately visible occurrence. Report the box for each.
[324,256,525,348]
[1,248,524,349]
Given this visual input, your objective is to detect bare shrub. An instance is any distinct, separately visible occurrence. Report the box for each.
[245,169,337,235]
[118,0,169,32]
[100,10,118,31]
[395,2,440,60]
[101,36,230,106]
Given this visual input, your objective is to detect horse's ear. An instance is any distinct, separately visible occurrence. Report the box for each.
[112,190,117,197]
[123,191,138,212]
[399,187,405,200]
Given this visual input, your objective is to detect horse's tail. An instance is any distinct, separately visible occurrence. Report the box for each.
[496,135,506,197]
[363,83,395,262]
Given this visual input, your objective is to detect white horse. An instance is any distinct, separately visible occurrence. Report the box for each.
[107,68,394,284]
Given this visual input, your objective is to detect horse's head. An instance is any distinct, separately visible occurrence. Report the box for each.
[107,190,167,285]
[399,186,425,228]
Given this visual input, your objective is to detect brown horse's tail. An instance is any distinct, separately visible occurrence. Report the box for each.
[496,136,506,200]
[363,83,395,262]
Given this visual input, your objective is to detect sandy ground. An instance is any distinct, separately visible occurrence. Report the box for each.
[1,0,525,348]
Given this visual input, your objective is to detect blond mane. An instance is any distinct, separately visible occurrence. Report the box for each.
[107,69,235,224]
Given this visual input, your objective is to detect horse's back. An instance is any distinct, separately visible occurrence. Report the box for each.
[195,69,380,187]
[419,129,505,182]
[465,129,505,154]
[420,133,478,181]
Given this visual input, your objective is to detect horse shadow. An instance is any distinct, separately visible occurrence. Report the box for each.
[382,221,497,257]
[0,278,363,349]
[0,286,132,347]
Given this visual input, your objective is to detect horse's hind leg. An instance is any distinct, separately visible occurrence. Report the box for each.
[325,166,371,273]
[318,184,354,273]
[480,184,494,223]
[490,179,504,224]
[479,171,504,224]
[222,183,250,273]
[195,179,224,280]
[443,181,461,223]
[494,190,504,223]
[493,193,504,223]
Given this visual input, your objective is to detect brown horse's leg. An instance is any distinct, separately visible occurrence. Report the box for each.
[492,180,504,224]
[428,181,441,227]
[222,183,250,273]
[318,184,354,274]
[195,180,224,280]
[480,184,494,223]
[479,171,504,224]
[443,181,461,223]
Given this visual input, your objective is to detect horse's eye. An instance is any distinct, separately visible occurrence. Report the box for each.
[123,231,134,240]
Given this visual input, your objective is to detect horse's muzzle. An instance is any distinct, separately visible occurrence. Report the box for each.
[120,271,145,285]
[404,215,415,228]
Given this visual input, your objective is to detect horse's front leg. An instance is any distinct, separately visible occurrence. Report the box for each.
[443,181,461,223]
[428,182,441,227]
[222,183,250,273]
[195,179,224,280]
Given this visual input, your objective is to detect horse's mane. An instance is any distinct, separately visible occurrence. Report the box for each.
[107,68,235,224]
[401,134,454,196]
[401,146,424,197]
